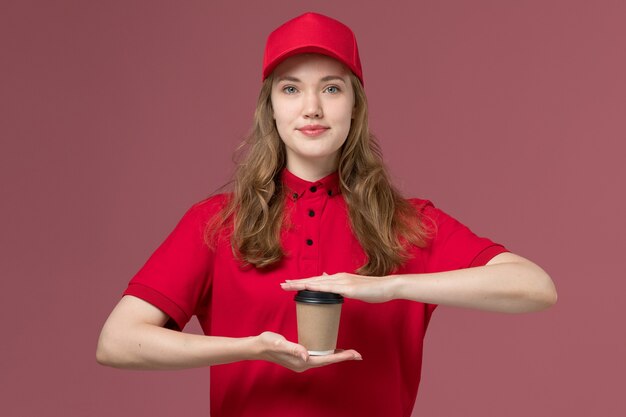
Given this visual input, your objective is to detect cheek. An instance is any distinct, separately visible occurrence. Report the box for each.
[332,103,355,128]
[272,100,296,124]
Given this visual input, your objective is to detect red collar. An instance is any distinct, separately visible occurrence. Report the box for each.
[280,168,341,201]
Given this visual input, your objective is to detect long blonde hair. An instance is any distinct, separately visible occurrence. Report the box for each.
[205,73,427,276]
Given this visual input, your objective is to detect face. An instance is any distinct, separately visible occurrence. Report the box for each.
[270,54,355,175]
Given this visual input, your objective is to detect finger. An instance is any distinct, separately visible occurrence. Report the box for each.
[281,281,345,295]
[280,279,336,289]
[284,273,335,284]
[305,283,340,293]
[331,349,362,360]
[283,277,324,285]
[278,338,309,362]
[306,349,363,367]
[280,281,308,290]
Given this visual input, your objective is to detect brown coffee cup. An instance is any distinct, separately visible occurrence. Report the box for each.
[294,290,344,355]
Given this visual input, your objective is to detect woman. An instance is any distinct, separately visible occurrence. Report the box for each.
[97,12,557,417]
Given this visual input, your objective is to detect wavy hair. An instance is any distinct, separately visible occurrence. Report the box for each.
[205,73,428,276]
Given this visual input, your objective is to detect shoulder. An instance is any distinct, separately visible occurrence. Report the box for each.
[406,197,434,212]
[405,197,508,269]
[170,193,233,237]
[186,193,232,219]
[404,197,461,235]
[405,197,443,222]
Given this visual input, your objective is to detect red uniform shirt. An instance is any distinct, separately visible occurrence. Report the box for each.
[124,168,507,417]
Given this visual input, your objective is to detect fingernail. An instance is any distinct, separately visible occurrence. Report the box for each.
[301,353,308,362]
[353,354,363,360]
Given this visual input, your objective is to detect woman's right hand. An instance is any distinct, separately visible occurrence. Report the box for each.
[253,331,362,373]
[97,296,361,372]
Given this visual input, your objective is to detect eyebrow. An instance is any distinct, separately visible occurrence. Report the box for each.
[275,75,347,83]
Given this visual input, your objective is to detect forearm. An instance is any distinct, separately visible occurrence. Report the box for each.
[96,322,257,370]
[390,258,557,313]
[97,295,362,372]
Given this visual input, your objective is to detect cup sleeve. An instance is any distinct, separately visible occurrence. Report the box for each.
[123,198,220,330]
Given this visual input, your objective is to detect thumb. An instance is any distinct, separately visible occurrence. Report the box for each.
[283,339,309,362]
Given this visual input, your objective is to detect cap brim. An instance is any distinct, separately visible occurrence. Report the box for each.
[263,46,359,82]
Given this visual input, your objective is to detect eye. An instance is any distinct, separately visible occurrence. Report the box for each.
[282,86,298,94]
[324,85,341,94]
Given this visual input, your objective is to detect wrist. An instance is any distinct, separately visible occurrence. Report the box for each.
[240,335,263,361]
[387,274,406,301]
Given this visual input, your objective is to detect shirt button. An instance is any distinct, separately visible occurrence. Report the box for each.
[292,192,298,199]
[306,239,313,246]
[309,186,317,192]
[327,189,332,196]
[308,209,315,217]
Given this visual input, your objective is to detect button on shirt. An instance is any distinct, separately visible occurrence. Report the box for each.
[281,168,347,278]
[124,167,507,417]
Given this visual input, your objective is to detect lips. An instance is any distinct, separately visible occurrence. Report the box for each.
[297,125,329,137]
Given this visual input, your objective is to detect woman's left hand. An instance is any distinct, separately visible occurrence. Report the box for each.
[280,273,396,303]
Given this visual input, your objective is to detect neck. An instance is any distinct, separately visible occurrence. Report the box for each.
[286,156,338,182]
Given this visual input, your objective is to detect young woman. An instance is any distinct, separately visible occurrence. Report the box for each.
[97,12,557,417]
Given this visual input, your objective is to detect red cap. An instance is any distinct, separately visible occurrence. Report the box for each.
[262,12,363,84]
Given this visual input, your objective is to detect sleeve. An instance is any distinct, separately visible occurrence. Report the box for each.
[411,199,509,315]
[123,198,219,331]
[416,200,508,271]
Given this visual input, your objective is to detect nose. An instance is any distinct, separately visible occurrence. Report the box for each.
[303,91,323,119]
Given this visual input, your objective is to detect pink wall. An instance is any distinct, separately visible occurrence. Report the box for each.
[2,1,624,416]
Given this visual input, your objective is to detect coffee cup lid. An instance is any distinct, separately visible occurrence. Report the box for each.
[294,290,344,304]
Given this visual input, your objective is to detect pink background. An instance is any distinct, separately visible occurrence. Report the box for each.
[2,1,624,416]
